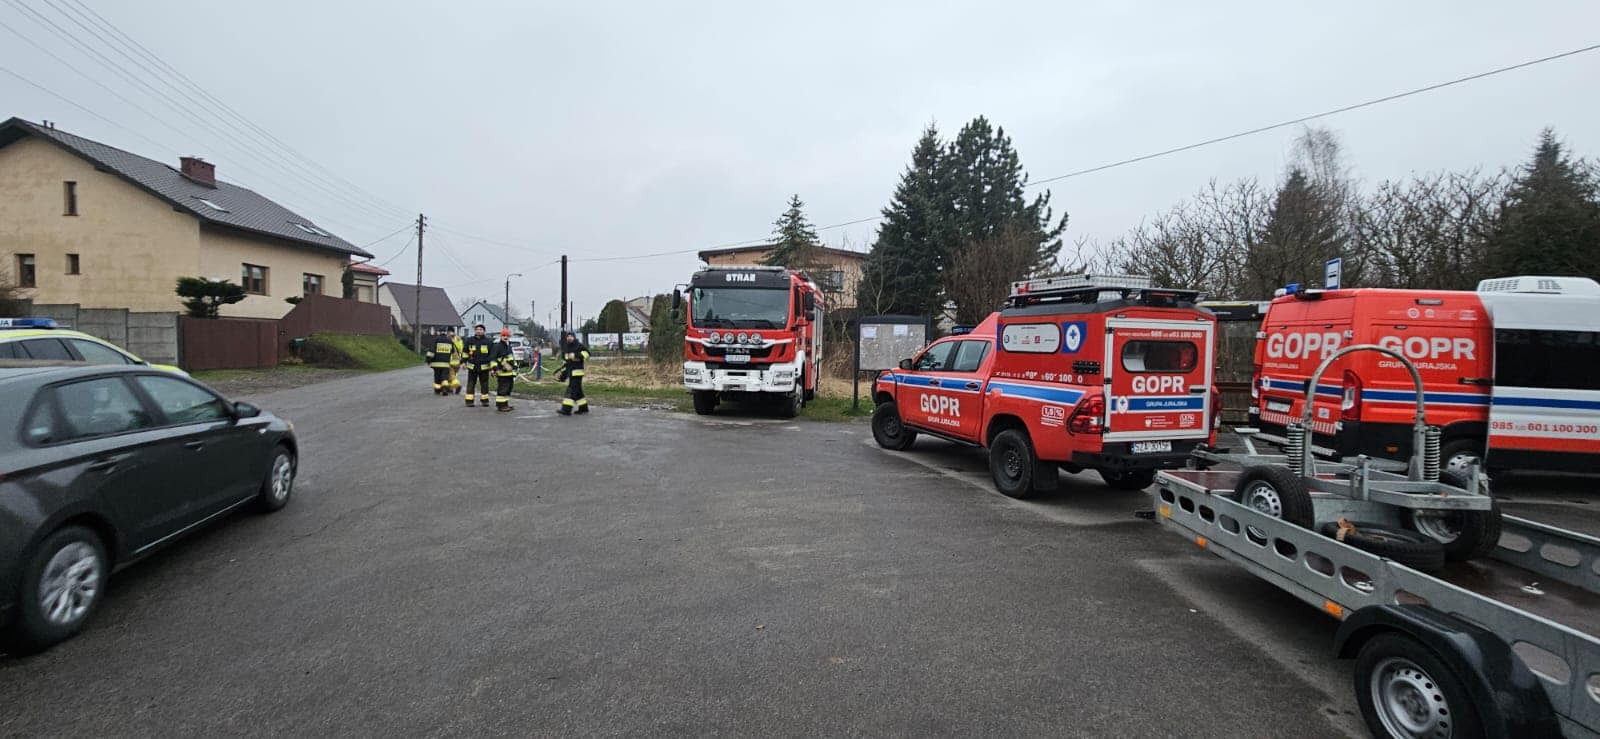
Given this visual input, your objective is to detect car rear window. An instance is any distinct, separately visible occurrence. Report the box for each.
[1122,341,1198,373]
[19,338,72,360]
[0,341,20,359]
[52,377,154,440]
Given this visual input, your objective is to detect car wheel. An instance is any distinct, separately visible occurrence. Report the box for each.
[1318,521,1446,572]
[1404,470,1502,562]
[1354,633,1483,739]
[8,526,107,653]
[988,429,1038,499]
[1232,465,1316,529]
[692,390,718,416]
[871,401,917,451]
[1099,468,1157,491]
[257,445,295,513]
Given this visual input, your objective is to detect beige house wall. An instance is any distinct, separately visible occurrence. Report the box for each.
[702,248,865,310]
[199,226,351,319]
[0,136,201,312]
[1,135,358,320]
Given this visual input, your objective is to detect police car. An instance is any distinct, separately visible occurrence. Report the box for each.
[0,318,187,375]
[1252,275,1600,475]
[871,275,1221,497]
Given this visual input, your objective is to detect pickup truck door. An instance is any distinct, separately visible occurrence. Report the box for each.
[1104,319,1214,445]
[895,340,972,437]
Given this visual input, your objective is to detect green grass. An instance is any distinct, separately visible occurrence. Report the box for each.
[192,365,320,382]
[304,333,421,371]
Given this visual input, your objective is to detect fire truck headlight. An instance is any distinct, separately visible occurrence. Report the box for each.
[708,332,721,343]
[736,332,748,343]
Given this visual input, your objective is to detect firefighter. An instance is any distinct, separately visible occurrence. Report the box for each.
[448,328,465,394]
[556,331,590,415]
[461,324,495,407]
[424,329,455,395]
[492,328,518,412]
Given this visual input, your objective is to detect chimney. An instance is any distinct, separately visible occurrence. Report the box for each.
[180,156,216,188]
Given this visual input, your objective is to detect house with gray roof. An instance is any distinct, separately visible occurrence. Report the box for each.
[0,117,374,318]
[380,282,463,336]
[457,299,519,336]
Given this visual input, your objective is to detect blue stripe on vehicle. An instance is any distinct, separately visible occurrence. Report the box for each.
[989,381,1085,405]
[1364,389,1491,406]
[1262,377,1340,398]
[1126,396,1205,411]
[887,374,983,394]
[1491,396,1600,411]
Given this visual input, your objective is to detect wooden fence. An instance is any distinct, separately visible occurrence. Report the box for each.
[180,317,279,370]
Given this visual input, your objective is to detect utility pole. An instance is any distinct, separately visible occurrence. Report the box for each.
[413,213,426,353]
[504,272,522,335]
[559,254,568,331]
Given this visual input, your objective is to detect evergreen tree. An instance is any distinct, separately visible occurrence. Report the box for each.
[1243,167,1346,296]
[858,125,950,317]
[648,293,685,364]
[597,299,630,334]
[174,277,247,318]
[1486,128,1600,278]
[762,194,823,272]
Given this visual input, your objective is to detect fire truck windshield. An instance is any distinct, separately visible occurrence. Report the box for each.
[691,287,789,329]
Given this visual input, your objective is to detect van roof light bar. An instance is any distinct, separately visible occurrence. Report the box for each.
[0,317,59,329]
[1011,274,1153,296]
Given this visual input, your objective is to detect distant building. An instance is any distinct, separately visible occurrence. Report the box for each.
[697,243,866,311]
[624,296,651,332]
[458,300,519,336]
[380,282,462,336]
[0,117,373,318]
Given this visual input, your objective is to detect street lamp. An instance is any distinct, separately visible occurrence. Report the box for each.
[504,272,522,334]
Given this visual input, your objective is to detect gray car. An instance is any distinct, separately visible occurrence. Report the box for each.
[0,362,298,653]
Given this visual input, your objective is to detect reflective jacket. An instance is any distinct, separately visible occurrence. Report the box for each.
[425,337,455,368]
[492,341,517,377]
[450,336,465,365]
[462,335,495,369]
[561,343,590,377]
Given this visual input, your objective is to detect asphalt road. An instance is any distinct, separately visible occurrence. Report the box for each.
[4,367,1592,736]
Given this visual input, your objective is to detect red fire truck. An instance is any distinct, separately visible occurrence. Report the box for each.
[871,275,1222,497]
[675,266,824,418]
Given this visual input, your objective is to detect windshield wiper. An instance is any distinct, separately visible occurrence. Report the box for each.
[695,317,732,327]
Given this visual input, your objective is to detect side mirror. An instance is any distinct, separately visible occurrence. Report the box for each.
[233,401,262,419]
[804,293,817,312]
[898,358,914,371]
[671,289,682,310]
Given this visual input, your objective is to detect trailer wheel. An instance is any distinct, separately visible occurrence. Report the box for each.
[692,391,718,416]
[1440,437,1485,477]
[1098,468,1157,490]
[988,429,1039,499]
[1354,633,1483,739]
[1232,466,1315,529]
[871,402,917,451]
[1318,521,1446,572]
[1404,471,1503,562]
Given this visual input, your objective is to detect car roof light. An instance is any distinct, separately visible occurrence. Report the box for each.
[0,317,59,329]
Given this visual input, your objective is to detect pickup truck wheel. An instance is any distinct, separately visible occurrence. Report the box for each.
[692,391,718,416]
[1232,466,1315,529]
[871,402,917,451]
[1318,521,1446,572]
[989,429,1038,499]
[1354,633,1483,739]
[1098,468,1156,490]
[1404,471,1503,562]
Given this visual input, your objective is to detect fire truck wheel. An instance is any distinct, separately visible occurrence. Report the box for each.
[1404,471,1503,562]
[1098,468,1157,490]
[1233,466,1316,529]
[692,391,718,416]
[1353,632,1483,739]
[988,429,1039,499]
[1317,521,1446,572]
[779,390,803,419]
[871,402,917,451]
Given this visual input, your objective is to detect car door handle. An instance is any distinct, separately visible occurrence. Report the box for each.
[928,379,941,387]
[184,440,206,451]
[1458,377,1492,386]
[87,458,120,473]
[965,381,980,390]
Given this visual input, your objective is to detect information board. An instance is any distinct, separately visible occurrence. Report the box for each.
[858,317,929,371]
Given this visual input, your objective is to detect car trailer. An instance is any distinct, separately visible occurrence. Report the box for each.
[1153,344,1600,736]
[1193,345,1502,566]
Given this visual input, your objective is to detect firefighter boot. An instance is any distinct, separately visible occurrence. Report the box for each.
[465,394,475,407]
[479,398,490,407]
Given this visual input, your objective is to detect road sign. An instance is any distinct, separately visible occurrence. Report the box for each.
[1325,257,1342,290]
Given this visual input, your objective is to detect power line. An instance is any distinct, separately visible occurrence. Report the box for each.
[55,0,415,220]
[357,224,414,250]
[372,234,415,269]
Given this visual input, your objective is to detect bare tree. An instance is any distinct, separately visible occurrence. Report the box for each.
[946,226,1041,325]
[1109,178,1270,299]
[1352,169,1507,289]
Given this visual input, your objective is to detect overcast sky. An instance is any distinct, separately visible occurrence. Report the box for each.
[5,1,1598,323]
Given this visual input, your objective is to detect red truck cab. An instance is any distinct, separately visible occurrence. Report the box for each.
[872,275,1221,497]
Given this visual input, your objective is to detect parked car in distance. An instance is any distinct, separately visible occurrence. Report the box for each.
[0,361,297,653]
[0,317,187,375]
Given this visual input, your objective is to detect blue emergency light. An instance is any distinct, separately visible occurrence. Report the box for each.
[950,325,974,335]
[0,317,59,329]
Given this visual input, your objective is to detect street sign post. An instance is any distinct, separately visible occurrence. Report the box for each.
[1325,257,1342,290]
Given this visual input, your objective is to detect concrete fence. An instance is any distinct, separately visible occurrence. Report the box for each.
[7,301,180,365]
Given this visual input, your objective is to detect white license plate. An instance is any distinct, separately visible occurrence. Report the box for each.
[725,354,750,364]
[1132,441,1173,454]
[1266,399,1292,413]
